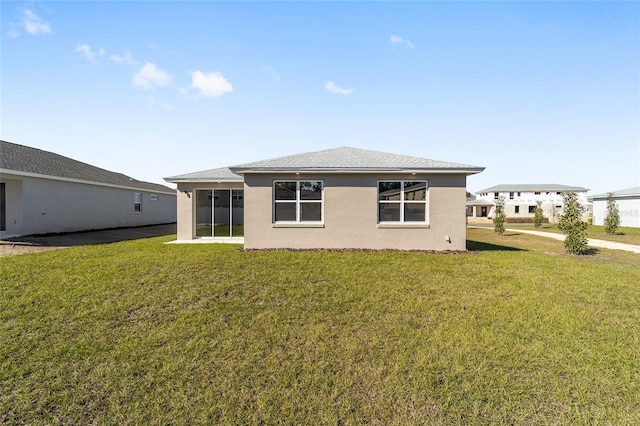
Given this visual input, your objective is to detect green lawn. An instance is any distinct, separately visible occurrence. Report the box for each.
[1,229,639,424]
[503,224,640,246]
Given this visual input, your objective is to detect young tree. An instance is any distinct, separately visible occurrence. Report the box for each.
[604,192,620,235]
[533,201,544,228]
[558,192,588,254]
[493,196,506,235]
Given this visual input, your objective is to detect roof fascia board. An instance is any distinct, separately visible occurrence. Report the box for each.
[476,187,588,193]
[1,169,176,195]
[590,193,640,200]
[165,178,244,183]
[230,168,485,175]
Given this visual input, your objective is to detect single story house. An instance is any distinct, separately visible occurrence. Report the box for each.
[0,140,176,238]
[467,184,590,221]
[164,147,484,251]
[591,187,640,228]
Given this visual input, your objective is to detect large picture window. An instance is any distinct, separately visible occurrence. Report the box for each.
[274,181,323,222]
[378,181,428,223]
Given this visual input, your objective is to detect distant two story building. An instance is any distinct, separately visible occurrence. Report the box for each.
[467,184,590,222]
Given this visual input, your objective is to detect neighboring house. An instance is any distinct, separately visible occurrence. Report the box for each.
[591,187,640,228]
[0,140,176,238]
[467,184,590,221]
[164,146,484,251]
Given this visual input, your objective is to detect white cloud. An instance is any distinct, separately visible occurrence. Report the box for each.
[190,71,233,98]
[325,81,353,95]
[23,9,51,36]
[109,51,138,65]
[75,44,104,62]
[390,34,414,49]
[133,63,172,89]
[7,23,20,38]
[144,96,172,111]
[261,65,280,81]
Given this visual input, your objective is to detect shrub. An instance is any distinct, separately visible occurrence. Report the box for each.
[493,196,506,235]
[558,192,588,255]
[604,192,620,235]
[534,201,544,228]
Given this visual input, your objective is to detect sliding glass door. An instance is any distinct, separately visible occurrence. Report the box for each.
[195,189,243,238]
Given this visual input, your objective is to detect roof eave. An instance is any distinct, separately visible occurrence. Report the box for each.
[229,167,485,175]
[164,177,244,183]
[2,169,176,195]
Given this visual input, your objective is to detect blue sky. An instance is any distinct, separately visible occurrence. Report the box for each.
[2,1,638,194]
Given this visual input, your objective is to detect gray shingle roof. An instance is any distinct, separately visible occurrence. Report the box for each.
[1,140,175,193]
[164,167,243,182]
[229,146,484,174]
[476,184,589,193]
[590,187,640,200]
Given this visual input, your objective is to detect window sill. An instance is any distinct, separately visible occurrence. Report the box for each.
[377,223,430,229]
[273,223,325,228]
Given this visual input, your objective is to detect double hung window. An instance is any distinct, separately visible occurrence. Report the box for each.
[378,181,428,223]
[134,192,142,213]
[274,181,323,222]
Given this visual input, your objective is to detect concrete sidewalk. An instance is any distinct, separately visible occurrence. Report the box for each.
[504,228,640,254]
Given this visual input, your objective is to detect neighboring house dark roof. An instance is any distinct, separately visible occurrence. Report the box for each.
[229,146,485,174]
[164,167,243,183]
[0,140,175,194]
[590,187,640,200]
[476,184,589,193]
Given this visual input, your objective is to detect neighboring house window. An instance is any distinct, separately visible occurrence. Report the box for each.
[528,205,536,214]
[517,192,521,197]
[515,206,520,214]
[509,192,514,199]
[274,181,323,222]
[494,192,499,200]
[378,181,428,223]
[534,192,541,195]
[0,183,5,231]
[134,192,142,213]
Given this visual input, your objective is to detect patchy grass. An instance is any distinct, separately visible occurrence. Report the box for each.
[1,231,639,424]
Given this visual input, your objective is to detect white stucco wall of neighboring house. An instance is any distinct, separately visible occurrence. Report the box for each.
[0,174,176,238]
[592,195,640,228]
[473,190,590,221]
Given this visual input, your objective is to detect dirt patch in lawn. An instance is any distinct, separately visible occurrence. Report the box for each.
[0,223,176,257]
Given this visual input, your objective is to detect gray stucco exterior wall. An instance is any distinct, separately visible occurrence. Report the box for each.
[242,173,468,250]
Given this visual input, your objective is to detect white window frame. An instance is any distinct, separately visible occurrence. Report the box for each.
[273,180,323,223]
[378,180,428,224]
[134,192,142,213]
